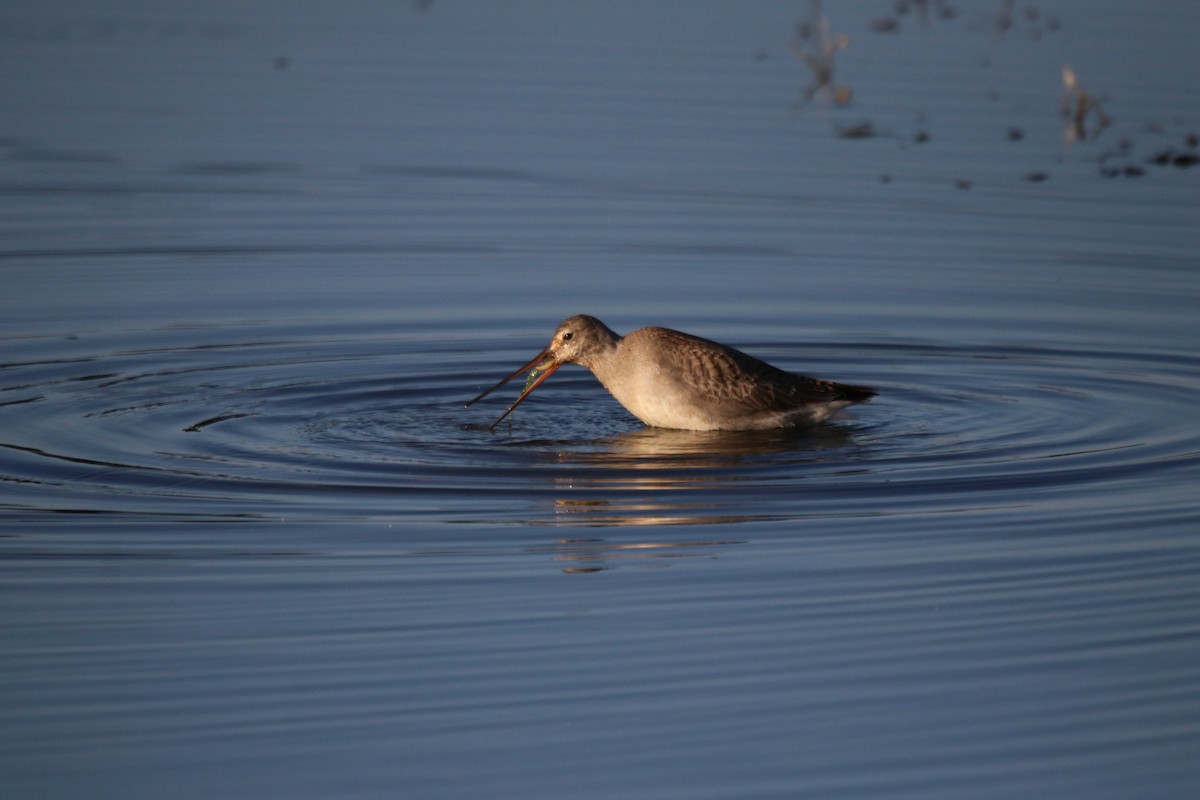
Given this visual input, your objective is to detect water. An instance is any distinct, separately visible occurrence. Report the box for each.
[2,2,1199,798]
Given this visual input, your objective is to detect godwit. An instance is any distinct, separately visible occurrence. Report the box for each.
[466,315,875,431]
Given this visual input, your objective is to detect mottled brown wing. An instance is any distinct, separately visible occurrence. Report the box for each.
[647,328,873,413]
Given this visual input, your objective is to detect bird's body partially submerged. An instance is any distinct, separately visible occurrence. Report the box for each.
[466,315,875,431]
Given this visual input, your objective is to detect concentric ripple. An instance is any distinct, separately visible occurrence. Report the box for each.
[2,322,1198,529]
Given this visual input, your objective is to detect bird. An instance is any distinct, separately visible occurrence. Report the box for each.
[465,315,875,432]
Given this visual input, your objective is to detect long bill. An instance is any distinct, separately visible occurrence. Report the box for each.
[464,347,552,407]
[464,347,563,430]
[484,360,561,430]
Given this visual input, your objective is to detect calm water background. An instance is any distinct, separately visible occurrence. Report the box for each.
[2,1,1199,798]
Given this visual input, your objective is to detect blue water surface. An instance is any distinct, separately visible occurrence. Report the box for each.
[2,2,1199,798]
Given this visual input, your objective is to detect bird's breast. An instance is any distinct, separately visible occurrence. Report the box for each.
[595,363,721,430]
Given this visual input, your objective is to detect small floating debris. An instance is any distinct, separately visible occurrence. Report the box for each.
[835,121,878,139]
[993,0,1015,36]
[991,0,1057,39]
[954,178,972,190]
[1093,131,1200,177]
[1100,164,1144,179]
[790,0,853,108]
[1149,149,1199,168]
[1006,127,1025,141]
[870,17,900,33]
[1025,170,1049,182]
[1144,133,1200,168]
[1061,66,1111,143]
[913,130,931,144]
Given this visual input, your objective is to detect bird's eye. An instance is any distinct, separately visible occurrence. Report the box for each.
[562,331,573,341]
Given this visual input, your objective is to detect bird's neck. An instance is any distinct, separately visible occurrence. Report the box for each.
[577,334,621,375]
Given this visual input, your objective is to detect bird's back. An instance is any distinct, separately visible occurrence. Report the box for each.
[618,326,874,428]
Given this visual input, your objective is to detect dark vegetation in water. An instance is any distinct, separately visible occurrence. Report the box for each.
[781,0,1198,188]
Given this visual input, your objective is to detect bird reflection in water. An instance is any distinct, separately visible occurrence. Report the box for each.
[531,424,864,531]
